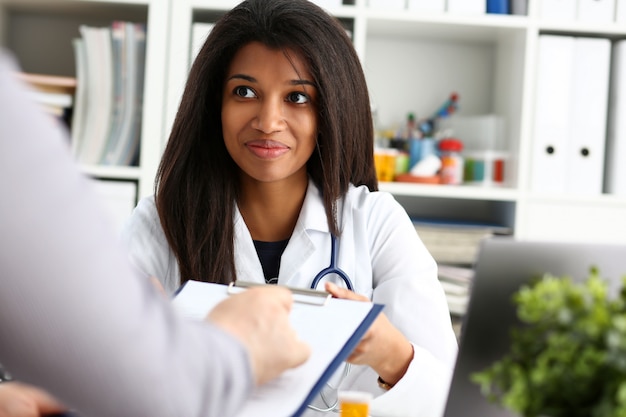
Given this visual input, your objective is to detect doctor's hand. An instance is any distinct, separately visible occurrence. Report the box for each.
[207,286,311,386]
[325,282,414,388]
[0,381,67,417]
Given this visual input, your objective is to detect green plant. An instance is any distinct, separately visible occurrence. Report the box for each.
[472,267,626,417]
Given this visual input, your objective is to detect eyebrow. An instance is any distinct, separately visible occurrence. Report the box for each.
[226,73,316,88]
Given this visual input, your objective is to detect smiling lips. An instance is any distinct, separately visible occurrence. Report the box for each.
[245,140,290,159]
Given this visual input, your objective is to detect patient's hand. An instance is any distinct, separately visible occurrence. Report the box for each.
[0,381,67,417]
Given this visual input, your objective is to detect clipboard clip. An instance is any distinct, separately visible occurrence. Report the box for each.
[228,280,331,306]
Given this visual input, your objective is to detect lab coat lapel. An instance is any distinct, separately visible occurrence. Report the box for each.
[279,180,329,284]
[233,207,266,284]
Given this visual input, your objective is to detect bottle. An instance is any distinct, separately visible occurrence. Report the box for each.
[338,391,372,417]
[438,138,464,185]
[406,112,422,170]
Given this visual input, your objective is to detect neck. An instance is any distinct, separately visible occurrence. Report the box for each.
[238,174,308,242]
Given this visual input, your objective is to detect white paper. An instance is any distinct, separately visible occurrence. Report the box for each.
[172,280,380,417]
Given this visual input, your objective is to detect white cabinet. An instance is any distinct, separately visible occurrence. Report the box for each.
[518,197,626,244]
[361,0,626,244]
[3,0,626,243]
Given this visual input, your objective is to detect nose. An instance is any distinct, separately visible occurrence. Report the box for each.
[251,96,286,134]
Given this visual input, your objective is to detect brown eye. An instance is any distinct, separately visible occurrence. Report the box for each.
[287,91,309,104]
[234,86,256,98]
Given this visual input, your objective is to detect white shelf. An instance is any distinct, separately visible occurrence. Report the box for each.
[0,0,151,14]
[379,182,519,201]
[526,193,626,207]
[536,20,626,35]
[81,165,141,180]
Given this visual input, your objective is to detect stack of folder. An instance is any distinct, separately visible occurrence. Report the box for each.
[540,0,622,23]
[71,21,147,167]
[530,35,611,196]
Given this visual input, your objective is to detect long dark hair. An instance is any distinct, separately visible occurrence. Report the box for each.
[156,0,377,284]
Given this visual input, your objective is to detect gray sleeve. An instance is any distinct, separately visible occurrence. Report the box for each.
[0,51,252,417]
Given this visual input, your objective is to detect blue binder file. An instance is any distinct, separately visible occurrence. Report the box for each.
[172,280,384,417]
[487,0,510,14]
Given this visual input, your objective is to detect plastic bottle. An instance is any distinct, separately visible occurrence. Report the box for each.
[438,138,464,185]
[406,113,422,169]
[339,391,372,417]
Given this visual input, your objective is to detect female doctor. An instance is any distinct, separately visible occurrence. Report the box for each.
[121,0,458,416]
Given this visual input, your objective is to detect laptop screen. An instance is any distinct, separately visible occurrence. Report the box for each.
[442,237,626,417]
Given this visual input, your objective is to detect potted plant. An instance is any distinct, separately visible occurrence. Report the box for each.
[471,267,626,417]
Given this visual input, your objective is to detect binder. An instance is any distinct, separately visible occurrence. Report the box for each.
[577,0,615,23]
[617,0,626,23]
[101,22,147,166]
[510,0,528,15]
[530,35,575,194]
[368,0,405,10]
[486,0,510,14]
[539,0,577,21]
[606,40,626,196]
[71,38,87,158]
[407,0,445,12]
[172,280,383,417]
[446,0,485,14]
[565,37,611,196]
[75,26,114,165]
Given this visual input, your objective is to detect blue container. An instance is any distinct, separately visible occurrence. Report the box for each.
[408,138,421,169]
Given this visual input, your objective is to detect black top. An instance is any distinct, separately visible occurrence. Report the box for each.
[253,239,289,284]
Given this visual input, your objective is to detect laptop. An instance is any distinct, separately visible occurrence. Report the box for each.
[442,236,626,417]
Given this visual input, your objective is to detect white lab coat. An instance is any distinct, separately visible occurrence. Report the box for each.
[122,179,458,417]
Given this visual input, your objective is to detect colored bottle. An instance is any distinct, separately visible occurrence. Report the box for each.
[438,138,464,185]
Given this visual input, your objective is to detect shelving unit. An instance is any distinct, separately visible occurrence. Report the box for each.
[2,0,626,243]
[0,0,168,202]
[363,0,626,243]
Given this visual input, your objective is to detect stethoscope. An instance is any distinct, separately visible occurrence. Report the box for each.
[307,234,354,413]
[309,234,354,291]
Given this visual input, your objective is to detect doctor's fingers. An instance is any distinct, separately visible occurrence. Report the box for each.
[345,336,375,365]
[0,382,67,417]
[345,314,402,366]
[343,315,385,366]
[324,282,369,302]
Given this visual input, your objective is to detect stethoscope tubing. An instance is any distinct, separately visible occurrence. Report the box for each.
[309,235,354,291]
[307,235,355,413]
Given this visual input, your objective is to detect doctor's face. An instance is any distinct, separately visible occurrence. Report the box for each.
[221,42,318,185]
